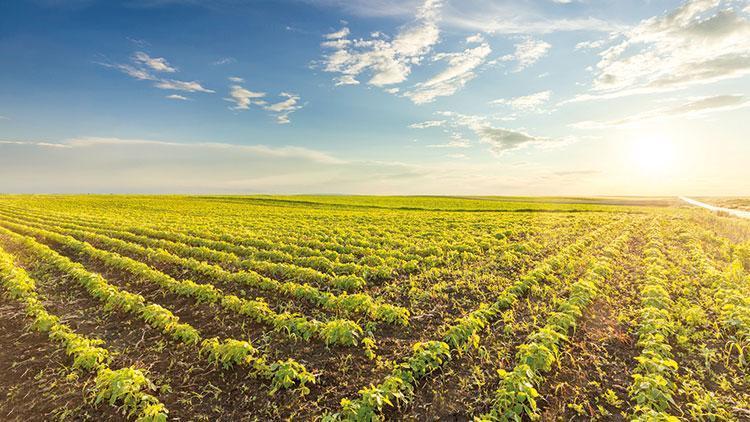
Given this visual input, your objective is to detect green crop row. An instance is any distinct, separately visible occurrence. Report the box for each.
[0,208,410,325]
[325,219,623,421]
[478,229,631,421]
[0,219,369,349]
[0,225,317,397]
[687,233,750,367]
[0,244,168,422]
[627,223,680,421]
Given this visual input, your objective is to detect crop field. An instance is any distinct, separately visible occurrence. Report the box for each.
[698,198,750,212]
[0,195,749,421]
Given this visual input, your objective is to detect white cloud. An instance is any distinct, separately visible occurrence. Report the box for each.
[571,94,750,129]
[475,126,543,154]
[427,133,470,148]
[412,111,570,155]
[100,51,214,95]
[491,90,551,112]
[0,140,71,148]
[321,38,352,49]
[446,14,618,35]
[1,136,603,195]
[98,62,156,80]
[572,0,750,101]
[574,39,607,51]
[132,51,177,73]
[154,79,215,93]
[305,0,621,35]
[404,42,491,104]
[166,94,189,100]
[465,33,484,43]
[213,57,237,65]
[225,85,266,110]
[3,137,342,163]
[228,76,244,83]
[265,93,304,124]
[392,0,441,57]
[501,37,551,71]
[303,0,421,19]
[319,0,443,87]
[324,27,350,39]
[409,119,445,128]
[225,83,304,124]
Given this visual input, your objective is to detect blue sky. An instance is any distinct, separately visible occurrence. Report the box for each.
[1,0,749,195]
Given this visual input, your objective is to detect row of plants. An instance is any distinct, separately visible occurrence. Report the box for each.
[477,229,631,421]
[15,205,508,290]
[175,218,566,275]
[687,231,750,367]
[0,243,169,421]
[324,219,624,421]
[3,204,505,283]
[5,202,398,276]
[0,219,370,349]
[0,208,376,291]
[0,201,540,280]
[0,225,316,397]
[0,204,412,277]
[627,223,680,421]
[3,210,410,325]
[1,201,602,290]
[659,221,738,420]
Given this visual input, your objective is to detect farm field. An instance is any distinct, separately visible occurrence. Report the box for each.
[697,198,750,212]
[0,195,749,421]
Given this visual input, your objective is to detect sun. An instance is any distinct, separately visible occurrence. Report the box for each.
[630,135,675,174]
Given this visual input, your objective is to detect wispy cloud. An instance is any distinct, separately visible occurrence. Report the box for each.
[98,62,155,80]
[126,37,150,48]
[2,137,343,163]
[427,133,470,148]
[412,111,572,155]
[319,0,442,87]
[446,15,619,35]
[99,50,214,95]
[500,37,551,71]
[570,0,750,102]
[166,94,189,100]
[225,84,267,110]
[324,26,350,39]
[491,90,552,112]
[132,51,177,73]
[305,0,621,34]
[154,79,214,93]
[404,41,491,104]
[571,94,750,129]
[266,93,304,124]
[224,80,304,123]
[465,33,484,44]
[0,136,606,195]
[213,57,237,65]
[409,119,444,129]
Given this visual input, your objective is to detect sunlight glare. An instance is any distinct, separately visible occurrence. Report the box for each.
[630,135,675,175]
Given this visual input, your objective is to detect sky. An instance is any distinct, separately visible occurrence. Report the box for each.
[0,0,749,195]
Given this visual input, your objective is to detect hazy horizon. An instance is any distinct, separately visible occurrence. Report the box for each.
[1,0,749,195]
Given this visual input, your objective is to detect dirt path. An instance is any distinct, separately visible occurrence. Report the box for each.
[680,196,750,219]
